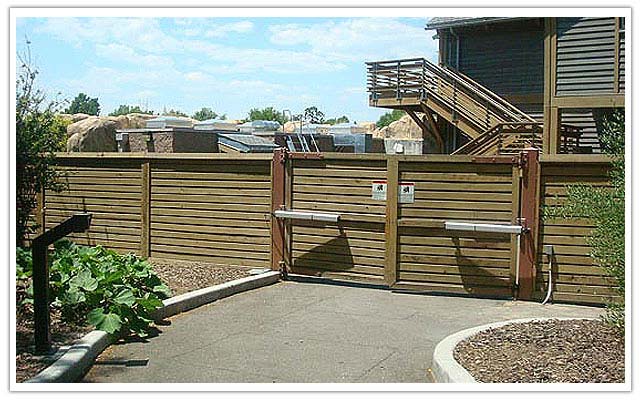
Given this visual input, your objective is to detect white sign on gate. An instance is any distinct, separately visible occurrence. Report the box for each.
[371,180,387,201]
[371,180,415,203]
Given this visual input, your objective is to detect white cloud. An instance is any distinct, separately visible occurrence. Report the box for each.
[268,18,436,62]
[205,21,254,37]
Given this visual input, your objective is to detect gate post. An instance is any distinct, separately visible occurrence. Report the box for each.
[140,161,151,258]
[271,148,288,276]
[518,148,541,300]
[384,156,399,286]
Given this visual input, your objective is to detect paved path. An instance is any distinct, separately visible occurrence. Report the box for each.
[83,279,602,383]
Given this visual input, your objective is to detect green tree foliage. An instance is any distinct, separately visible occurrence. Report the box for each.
[325,115,350,125]
[303,106,325,124]
[161,108,189,118]
[376,109,405,128]
[109,104,154,116]
[16,240,171,337]
[16,48,68,245]
[248,107,287,125]
[546,111,625,333]
[65,92,100,115]
[192,107,226,121]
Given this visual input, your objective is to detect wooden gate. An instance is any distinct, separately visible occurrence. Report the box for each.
[273,152,529,298]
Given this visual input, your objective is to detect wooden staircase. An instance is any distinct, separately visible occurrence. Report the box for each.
[366,58,582,155]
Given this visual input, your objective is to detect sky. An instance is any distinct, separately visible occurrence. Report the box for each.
[15,17,438,123]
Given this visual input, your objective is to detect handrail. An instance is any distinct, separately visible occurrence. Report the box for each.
[366,58,536,136]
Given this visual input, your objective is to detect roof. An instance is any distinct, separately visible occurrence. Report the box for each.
[425,17,529,30]
[217,133,278,153]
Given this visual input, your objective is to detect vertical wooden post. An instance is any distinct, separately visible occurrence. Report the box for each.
[614,17,621,94]
[140,162,151,258]
[517,148,540,300]
[543,17,552,155]
[35,188,45,234]
[384,157,399,286]
[271,148,288,274]
[549,107,561,155]
[510,162,521,298]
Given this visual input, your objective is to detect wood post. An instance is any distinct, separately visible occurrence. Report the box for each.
[140,162,151,258]
[517,148,540,300]
[35,188,45,234]
[271,148,288,274]
[384,157,399,286]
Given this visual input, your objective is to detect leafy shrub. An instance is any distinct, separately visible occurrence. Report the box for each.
[545,111,625,333]
[16,241,172,337]
[376,109,405,128]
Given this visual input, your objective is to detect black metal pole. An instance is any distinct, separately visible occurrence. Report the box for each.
[30,213,92,354]
[32,243,51,354]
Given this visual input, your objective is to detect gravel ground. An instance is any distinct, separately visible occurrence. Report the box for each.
[454,319,625,383]
[148,258,253,296]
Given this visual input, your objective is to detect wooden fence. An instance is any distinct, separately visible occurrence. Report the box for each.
[41,152,617,305]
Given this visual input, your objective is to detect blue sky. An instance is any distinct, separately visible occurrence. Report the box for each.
[16,17,438,123]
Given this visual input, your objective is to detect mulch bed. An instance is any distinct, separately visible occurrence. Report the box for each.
[148,258,253,296]
[454,319,625,383]
[16,258,253,382]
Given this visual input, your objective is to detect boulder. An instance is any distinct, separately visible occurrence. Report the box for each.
[283,121,302,133]
[66,117,117,152]
[358,121,377,133]
[373,115,423,140]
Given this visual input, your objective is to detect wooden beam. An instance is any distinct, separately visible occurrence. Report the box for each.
[614,17,621,94]
[140,162,151,258]
[420,104,445,153]
[551,94,625,108]
[543,17,554,155]
[510,163,521,298]
[518,148,540,300]
[271,148,288,275]
[384,157,399,286]
[549,107,561,155]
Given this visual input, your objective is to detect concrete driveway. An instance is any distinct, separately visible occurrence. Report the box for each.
[83,278,602,383]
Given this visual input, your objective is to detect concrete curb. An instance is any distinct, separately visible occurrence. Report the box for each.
[431,317,598,383]
[151,270,281,320]
[26,330,112,383]
[26,270,281,383]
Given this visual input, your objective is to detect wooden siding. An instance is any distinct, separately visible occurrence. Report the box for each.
[394,160,516,297]
[45,164,143,253]
[149,160,272,268]
[556,18,616,96]
[289,158,387,282]
[537,160,616,304]
[454,24,544,98]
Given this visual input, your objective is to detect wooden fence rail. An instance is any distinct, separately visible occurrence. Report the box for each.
[42,152,616,305]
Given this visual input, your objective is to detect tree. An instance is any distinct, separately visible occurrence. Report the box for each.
[303,106,325,124]
[161,108,189,118]
[326,115,350,125]
[16,47,68,245]
[547,111,625,334]
[248,107,287,125]
[376,109,405,128]
[65,92,100,115]
[109,104,154,116]
[192,107,226,121]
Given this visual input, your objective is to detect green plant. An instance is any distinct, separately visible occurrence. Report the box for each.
[65,92,100,115]
[192,107,225,121]
[17,241,171,337]
[109,104,154,116]
[325,115,350,125]
[376,109,405,128]
[303,106,325,124]
[247,107,288,125]
[546,110,625,333]
[16,45,67,245]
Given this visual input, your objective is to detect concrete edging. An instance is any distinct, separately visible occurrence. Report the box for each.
[431,317,598,383]
[26,270,281,383]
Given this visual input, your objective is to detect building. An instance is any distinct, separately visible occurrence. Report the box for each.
[367,17,625,155]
